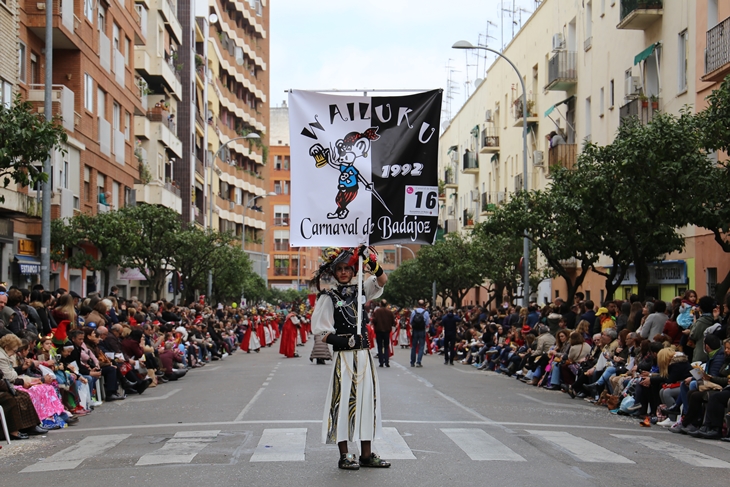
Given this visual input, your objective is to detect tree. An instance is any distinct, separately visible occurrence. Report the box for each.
[416,233,486,307]
[0,94,68,202]
[51,211,137,296]
[381,259,432,307]
[119,204,182,299]
[693,75,730,301]
[209,244,255,304]
[470,229,529,306]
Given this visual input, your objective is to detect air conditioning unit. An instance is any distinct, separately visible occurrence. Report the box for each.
[552,33,565,51]
[533,150,544,166]
[515,174,524,192]
[447,205,454,215]
[625,76,642,97]
[470,190,479,202]
[485,109,493,122]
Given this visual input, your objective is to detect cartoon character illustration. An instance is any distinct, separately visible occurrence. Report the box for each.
[309,127,392,219]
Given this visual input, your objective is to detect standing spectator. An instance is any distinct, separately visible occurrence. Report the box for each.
[639,300,668,340]
[440,307,462,365]
[410,300,430,368]
[689,296,718,363]
[580,300,596,332]
[371,300,395,368]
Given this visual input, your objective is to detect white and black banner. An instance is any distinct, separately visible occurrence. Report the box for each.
[289,89,442,247]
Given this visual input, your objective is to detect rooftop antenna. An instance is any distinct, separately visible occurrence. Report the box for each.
[477,20,498,78]
[463,49,477,99]
[516,7,533,30]
[443,60,460,122]
[501,0,516,49]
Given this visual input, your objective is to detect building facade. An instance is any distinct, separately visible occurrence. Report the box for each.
[439,0,710,306]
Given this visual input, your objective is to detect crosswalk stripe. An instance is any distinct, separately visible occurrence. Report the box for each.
[441,428,525,461]
[250,428,307,462]
[527,430,634,464]
[612,434,730,468]
[372,427,416,459]
[20,434,131,473]
[136,430,220,466]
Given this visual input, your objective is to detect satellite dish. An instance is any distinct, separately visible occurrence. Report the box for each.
[441,121,451,131]
[474,78,484,88]
[209,13,218,23]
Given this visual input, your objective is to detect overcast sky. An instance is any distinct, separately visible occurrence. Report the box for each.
[269,0,541,120]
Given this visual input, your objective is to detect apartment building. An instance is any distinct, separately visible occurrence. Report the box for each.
[266,104,320,290]
[439,0,702,306]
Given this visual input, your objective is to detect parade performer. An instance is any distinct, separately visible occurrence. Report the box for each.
[279,311,300,358]
[240,317,261,353]
[397,310,411,348]
[311,246,391,470]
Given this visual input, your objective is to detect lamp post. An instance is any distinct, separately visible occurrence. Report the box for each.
[207,133,261,301]
[394,244,415,261]
[452,40,531,306]
[243,192,275,284]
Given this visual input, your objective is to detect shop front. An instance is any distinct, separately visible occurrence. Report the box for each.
[615,260,692,302]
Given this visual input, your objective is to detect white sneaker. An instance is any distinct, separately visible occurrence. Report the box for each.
[90,400,103,407]
[656,417,674,427]
[221,353,229,359]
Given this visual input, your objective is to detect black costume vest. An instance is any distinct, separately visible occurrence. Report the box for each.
[322,284,370,351]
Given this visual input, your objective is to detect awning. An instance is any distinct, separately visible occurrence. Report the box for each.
[634,43,657,65]
[15,255,40,275]
[544,95,575,118]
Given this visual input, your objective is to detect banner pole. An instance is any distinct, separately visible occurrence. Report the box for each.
[357,254,364,332]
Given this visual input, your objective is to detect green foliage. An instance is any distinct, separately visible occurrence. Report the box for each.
[381,259,432,308]
[264,287,310,305]
[0,94,68,202]
[210,245,253,303]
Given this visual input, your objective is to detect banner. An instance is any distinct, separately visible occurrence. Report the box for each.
[289,90,442,247]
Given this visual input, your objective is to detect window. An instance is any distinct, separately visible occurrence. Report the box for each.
[599,87,605,117]
[112,102,120,130]
[600,0,605,16]
[274,257,290,276]
[59,155,69,189]
[585,1,593,49]
[1,78,11,108]
[97,173,106,203]
[274,205,290,226]
[707,268,717,297]
[18,42,26,83]
[609,79,615,108]
[112,23,120,50]
[112,181,119,210]
[124,38,130,65]
[84,74,93,111]
[84,167,90,201]
[678,30,688,93]
[625,69,633,98]
[584,96,592,142]
[124,111,130,140]
[97,88,105,118]
[283,181,290,195]
[274,180,282,194]
[84,0,93,21]
[97,5,105,32]
[30,53,40,86]
[274,230,289,251]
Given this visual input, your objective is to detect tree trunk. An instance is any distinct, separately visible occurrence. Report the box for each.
[102,269,110,298]
[635,260,650,301]
[715,268,730,304]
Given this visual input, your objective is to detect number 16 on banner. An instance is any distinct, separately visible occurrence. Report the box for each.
[404,186,439,216]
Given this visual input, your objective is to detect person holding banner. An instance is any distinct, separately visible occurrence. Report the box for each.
[311,246,391,470]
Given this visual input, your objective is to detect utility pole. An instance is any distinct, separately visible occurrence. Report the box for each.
[40,0,53,289]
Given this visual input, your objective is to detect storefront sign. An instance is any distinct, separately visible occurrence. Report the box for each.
[117,268,147,280]
[17,238,37,256]
[618,261,687,286]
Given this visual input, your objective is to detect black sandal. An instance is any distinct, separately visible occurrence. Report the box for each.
[338,453,360,470]
[359,452,391,468]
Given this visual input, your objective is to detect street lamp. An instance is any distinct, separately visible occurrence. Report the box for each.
[394,243,415,263]
[243,191,276,285]
[207,133,261,301]
[452,40,531,306]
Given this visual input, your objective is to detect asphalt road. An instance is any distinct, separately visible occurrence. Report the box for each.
[2,342,730,487]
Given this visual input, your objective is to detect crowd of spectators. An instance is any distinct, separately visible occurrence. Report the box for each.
[0,283,287,442]
[396,290,730,441]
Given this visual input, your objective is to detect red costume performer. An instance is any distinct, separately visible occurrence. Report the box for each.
[279,312,300,358]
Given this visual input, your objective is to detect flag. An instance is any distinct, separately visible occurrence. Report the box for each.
[289,90,442,247]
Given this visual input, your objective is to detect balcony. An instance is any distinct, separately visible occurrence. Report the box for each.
[100,31,111,72]
[113,129,125,164]
[274,217,290,226]
[97,203,111,214]
[480,192,498,215]
[548,144,578,173]
[702,16,730,82]
[25,0,79,50]
[545,51,577,91]
[113,48,125,87]
[134,4,147,45]
[134,182,183,213]
[618,97,662,126]
[479,126,500,154]
[513,95,539,127]
[617,0,663,30]
[444,169,457,188]
[462,150,479,174]
[196,157,205,177]
[134,49,182,99]
[154,0,183,43]
[27,84,74,132]
[98,118,111,156]
[134,112,182,158]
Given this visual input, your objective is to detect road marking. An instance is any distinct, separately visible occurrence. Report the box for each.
[20,434,130,473]
[527,430,634,464]
[234,386,266,421]
[696,439,730,451]
[250,428,307,462]
[516,393,595,410]
[373,427,416,459]
[124,388,182,403]
[199,366,220,371]
[613,435,730,468]
[136,430,220,466]
[441,428,525,461]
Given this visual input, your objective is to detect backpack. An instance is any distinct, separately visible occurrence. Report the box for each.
[411,310,426,331]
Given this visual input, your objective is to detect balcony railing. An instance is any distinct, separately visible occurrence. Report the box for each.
[98,118,111,156]
[546,51,577,91]
[513,94,538,125]
[480,192,498,214]
[99,31,111,72]
[462,150,478,173]
[27,84,75,132]
[704,16,730,79]
[164,181,181,197]
[618,97,662,126]
[618,0,663,30]
[274,217,290,226]
[113,129,125,164]
[444,169,456,186]
[548,144,578,172]
[113,48,125,86]
[480,126,499,153]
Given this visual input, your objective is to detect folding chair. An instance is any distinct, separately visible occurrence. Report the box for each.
[0,405,10,446]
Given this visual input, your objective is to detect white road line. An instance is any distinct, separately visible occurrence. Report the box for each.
[136,430,220,466]
[199,366,221,371]
[527,430,634,464]
[441,428,525,461]
[124,388,182,403]
[516,393,595,410]
[234,386,266,421]
[250,428,307,462]
[20,434,130,473]
[613,435,730,468]
[373,427,416,459]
